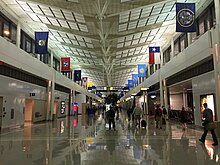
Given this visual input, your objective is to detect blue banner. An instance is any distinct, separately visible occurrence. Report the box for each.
[35,32,49,54]
[132,74,138,84]
[128,80,133,89]
[138,64,146,77]
[74,70,81,81]
[176,3,196,32]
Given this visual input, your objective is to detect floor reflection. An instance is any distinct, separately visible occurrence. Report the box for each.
[0,112,219,165]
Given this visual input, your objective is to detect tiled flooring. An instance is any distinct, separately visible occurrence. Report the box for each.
[0,112,219,165]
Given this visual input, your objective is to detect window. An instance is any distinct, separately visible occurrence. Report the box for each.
[11,24,16,44]
[150,65,154,75]
[163,46,171,63]
[174,40,180,56]
[179,34,187,52]
[3,22,10,38]
[0,19,2,36]
[198,16,205,35]
[25,39,31,53]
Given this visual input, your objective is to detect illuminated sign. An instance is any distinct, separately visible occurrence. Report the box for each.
[60,101,66,114]
[141,87,149,91]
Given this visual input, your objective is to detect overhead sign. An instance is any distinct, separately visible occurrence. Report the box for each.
[141,87,149,91]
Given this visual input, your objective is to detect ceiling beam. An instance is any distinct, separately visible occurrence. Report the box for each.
[46,24,100,41]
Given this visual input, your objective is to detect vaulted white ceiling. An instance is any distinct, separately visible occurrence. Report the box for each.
[1,0,202,86]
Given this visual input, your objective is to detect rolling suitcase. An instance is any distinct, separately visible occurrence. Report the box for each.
[141,119,147,128]
[162,117,166,125]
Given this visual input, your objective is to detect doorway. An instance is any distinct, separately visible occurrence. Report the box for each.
[53,101,58,120]
[24,99,34,126]
[0,97,3,130]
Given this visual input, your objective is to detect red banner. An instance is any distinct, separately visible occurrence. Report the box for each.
[61,57,70,72]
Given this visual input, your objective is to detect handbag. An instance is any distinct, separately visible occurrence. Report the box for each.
[205,122,217,130]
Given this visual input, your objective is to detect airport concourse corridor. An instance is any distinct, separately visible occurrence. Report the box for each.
[0,112,219,165]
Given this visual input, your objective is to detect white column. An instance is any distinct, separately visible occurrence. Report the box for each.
[212,0,220,121]
[161,50,164,66]
[46,52,55,121]
[16,22,21,48]
[159,70,164,106]
[148,65,150,77]
[163,79,169,109]
[170,38,175,59]
[187,33,192,46]
[183,91,187,108]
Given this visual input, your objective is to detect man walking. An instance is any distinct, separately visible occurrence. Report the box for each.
[199,103,218,146]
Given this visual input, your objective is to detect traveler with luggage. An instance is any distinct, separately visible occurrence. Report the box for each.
[155,105,163,129]
[162,105,167,124]
[199,103,218,146]
[106,104,116,130]
[132,103,143,128]
[180,106,188,130]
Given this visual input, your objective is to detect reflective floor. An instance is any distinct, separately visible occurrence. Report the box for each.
[0,112,219,165]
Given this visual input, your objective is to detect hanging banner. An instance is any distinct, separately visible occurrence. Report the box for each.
[74,70,81,81]
[128,80,133,89]
[81,77,88,88]
[132,74,138,84]
[61,57,70,72]
[35,32,49,54]
[176,3,196,32]
[87,81,93,88]
[149,47,160,64]
[138,64,146,77]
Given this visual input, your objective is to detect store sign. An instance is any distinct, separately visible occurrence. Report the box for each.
[60,101,66,114]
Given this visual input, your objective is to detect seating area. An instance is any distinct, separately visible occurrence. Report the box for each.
[168,110,194,124]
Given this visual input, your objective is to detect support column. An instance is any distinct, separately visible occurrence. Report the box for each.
[213,0,220,121]
[183,91,187,108]
[187,33,192,46]
[170,37,175,59]
[138,77,142,84]
[148,65,151,77]
[159,71,164,106]
[163,79,169,109]
[16,22,21,48]
[46,52,54,121]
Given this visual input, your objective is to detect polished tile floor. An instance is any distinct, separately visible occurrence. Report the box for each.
[0,112,219,165]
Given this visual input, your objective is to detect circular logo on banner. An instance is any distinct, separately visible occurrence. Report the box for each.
[139,68,145,74]
[64,62,69,67]
[38,40,46,46]
[177,8,195,27]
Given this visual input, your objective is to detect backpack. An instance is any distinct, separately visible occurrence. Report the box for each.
[163,108,167,115]
[155,108,162,116]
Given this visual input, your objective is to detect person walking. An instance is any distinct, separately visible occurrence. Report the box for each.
[106,105,116,130]
[199,103,218,146]
[180,106,188,130]
[132,103,143,128]
[155,105,163,129]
